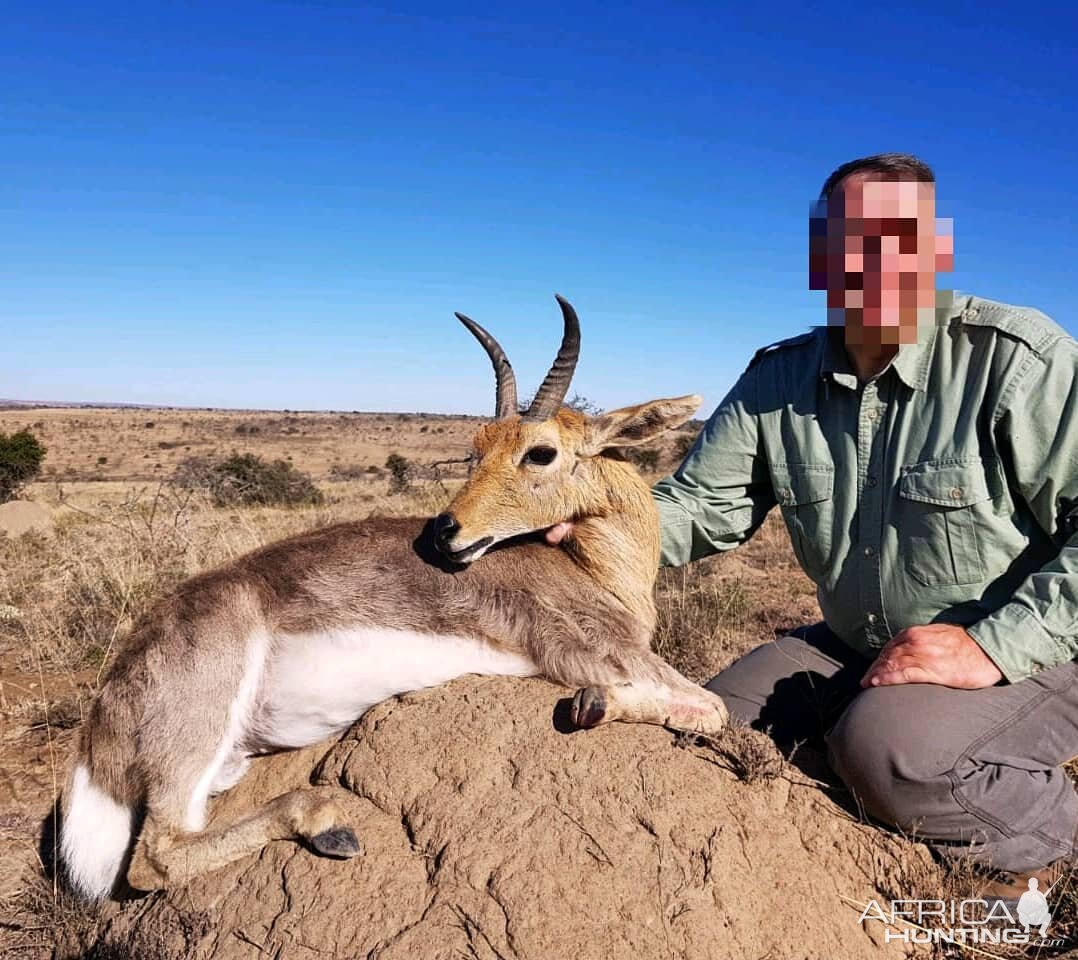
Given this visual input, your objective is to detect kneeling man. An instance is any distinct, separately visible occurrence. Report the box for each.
[567,153,1077,900]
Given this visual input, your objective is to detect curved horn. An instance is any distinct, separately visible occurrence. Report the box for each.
[525,294,581,420]
[455,312,519,419]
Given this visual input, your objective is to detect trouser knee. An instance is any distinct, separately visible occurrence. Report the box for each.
[825,688,944,831]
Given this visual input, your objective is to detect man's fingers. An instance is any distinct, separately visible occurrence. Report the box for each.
[864,665,930,687]
[876,630,914,655]
[861,656,930,688]
[544,522,573,545]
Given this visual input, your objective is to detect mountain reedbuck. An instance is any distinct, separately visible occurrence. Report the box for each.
[59,295,730,900]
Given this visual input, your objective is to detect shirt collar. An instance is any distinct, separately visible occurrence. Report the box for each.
[819,292,962,392]
[819,326,859,390]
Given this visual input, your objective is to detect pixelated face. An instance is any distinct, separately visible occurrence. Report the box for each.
[809,174,954,347]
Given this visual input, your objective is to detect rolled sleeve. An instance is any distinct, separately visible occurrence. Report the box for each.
[967,601,1075,683]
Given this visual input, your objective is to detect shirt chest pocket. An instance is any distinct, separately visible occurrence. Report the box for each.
[898,459,998,587]
[772,463,835,581]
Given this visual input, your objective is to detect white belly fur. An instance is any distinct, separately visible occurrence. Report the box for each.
[250,626,537,750]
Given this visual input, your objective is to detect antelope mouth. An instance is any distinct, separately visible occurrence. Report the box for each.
[446,536,494,564]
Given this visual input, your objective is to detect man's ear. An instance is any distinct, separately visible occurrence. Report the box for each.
[581,394,702,455]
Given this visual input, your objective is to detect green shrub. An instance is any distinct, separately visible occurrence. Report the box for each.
[0,429,47,502]
[175,453,323,507]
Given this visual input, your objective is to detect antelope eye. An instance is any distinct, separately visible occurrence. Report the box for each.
[522,445,558,466]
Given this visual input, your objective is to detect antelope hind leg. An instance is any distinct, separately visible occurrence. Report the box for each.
[127,787,361,892]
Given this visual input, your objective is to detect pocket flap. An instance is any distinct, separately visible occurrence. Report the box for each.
[772,464,834,506]
[899,459,998,507]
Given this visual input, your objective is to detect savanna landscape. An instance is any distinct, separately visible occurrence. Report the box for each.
[1,404,1074,959]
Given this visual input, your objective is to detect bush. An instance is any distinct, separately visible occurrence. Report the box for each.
[0,429,47,502]
[174,453,323,507]
[328,463,369,481]
[385,453,413,494]
[516,392,603,417]
[566,392,603,416]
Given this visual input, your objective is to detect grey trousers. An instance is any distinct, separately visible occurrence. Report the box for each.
[705,623,1078,874]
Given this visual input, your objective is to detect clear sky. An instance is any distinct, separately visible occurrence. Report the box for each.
[4,2,1076,415]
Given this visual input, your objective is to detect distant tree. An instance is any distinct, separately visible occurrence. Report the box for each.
[517,392,603,416]
[385,453,413,494]
[566,393,603,416]
[0,429,47,502]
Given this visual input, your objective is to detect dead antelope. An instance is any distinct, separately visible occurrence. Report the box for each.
[58,295,729,901]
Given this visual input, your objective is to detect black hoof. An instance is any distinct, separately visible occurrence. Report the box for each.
[311,826,362,859]
[570,686,607,728]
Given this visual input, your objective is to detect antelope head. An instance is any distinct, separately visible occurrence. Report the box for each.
[433,295,701,565]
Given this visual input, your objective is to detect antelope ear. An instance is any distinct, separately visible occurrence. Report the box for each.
[581,394,702,454]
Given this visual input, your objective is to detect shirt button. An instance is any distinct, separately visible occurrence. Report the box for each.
[866,613,878,624]
[950,486,964,500]
[866,476,878,487]
[863,546,874,557]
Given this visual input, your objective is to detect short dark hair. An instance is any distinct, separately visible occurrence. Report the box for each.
[818,153,934,200]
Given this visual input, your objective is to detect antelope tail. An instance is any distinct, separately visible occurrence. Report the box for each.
[59,763,135,900]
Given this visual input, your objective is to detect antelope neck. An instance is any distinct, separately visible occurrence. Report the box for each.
[563,466,660,631]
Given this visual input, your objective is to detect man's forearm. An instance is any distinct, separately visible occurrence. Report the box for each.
[966,539,1078,682]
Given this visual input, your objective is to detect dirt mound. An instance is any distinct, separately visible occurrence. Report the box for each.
[0,500,52,539]
[70,677,930,959]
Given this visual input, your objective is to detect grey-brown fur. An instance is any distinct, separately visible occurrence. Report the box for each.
[63,511,727,899]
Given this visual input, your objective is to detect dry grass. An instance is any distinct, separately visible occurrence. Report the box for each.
[0,406,482,484]
[675,718,788,785]
[0,406,1075,957]
[0,479,453,677]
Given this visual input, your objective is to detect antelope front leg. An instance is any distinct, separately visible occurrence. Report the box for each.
[570,652,729,736]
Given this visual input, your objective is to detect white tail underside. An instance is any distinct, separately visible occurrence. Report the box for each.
[60,764,134,901]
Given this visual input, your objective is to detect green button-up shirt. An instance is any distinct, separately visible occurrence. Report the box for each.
[652,293,1078,683]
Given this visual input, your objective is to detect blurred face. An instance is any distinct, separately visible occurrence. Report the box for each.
[809,175,954,348]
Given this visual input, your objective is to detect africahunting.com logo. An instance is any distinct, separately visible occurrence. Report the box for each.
[854,877,1068,948]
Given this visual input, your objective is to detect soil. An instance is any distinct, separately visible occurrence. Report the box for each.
[61,676,929,959]
[0,501,53,539]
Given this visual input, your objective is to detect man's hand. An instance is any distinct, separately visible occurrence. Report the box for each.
[861,623,1003,690]
[545,522,574,545]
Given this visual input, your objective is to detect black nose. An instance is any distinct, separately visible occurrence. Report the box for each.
[433,512,460,552]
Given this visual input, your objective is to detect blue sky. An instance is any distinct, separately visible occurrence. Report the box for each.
[3,2,1076,414]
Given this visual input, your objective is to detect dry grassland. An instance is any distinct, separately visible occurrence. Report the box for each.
[0,405,485,485]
